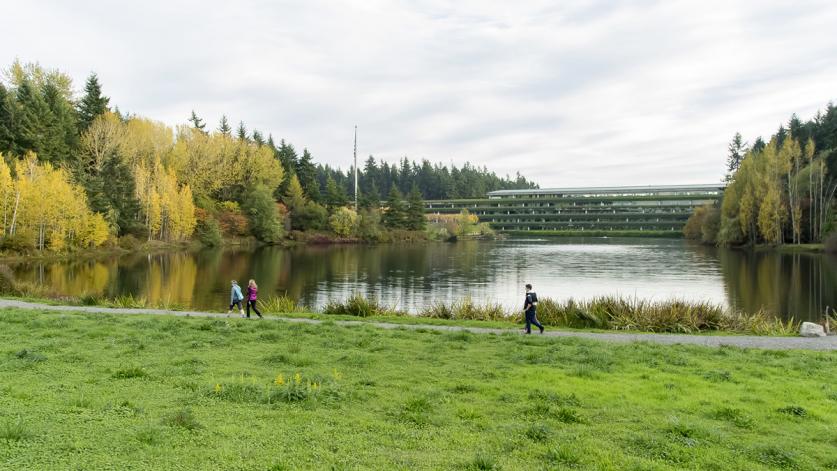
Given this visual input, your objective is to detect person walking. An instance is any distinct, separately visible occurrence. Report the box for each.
[523,283,544,334]
[245,279,263,319]
[228,280,245,317]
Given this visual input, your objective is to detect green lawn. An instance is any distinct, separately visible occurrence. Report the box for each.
[1,309,835,470]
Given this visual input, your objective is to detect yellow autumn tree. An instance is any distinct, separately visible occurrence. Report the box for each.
[7,153,109,250]
[0,157,13,235]
[133,157,196,241]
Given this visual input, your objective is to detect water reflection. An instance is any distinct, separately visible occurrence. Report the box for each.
[7,238,836,321]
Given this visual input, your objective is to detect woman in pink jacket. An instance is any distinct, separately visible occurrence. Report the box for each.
[245,279,263,319]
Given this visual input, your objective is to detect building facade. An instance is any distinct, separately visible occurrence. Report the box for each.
[425,184,724,233]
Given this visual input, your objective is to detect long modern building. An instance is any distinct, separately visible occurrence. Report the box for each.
[425,184,724,233]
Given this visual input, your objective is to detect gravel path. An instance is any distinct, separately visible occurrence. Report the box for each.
[2,298,835,351]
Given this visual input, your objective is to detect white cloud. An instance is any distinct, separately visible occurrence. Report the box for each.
[3,0,836,187]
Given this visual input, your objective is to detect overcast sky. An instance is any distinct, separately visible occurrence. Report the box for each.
[4,1,837,187]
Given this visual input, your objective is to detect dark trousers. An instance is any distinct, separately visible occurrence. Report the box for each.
[229,300,242,311]
[247,299,262,318]
[525,310,543,333]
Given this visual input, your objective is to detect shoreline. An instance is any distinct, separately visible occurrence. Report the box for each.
[1,298,835,349]
[1,293,828,338]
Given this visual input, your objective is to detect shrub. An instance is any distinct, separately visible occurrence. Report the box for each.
[329,207,358,237]
[117,234,141,250]
[0,232,36,254]
[243,185,285,243]
[195,216,223,247]
[217,210,250,237]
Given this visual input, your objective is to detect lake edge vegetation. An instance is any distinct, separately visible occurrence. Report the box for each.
[3,278,828,336]
[0,60,534,256]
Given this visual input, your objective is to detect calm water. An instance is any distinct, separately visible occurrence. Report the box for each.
[6,238,836,321]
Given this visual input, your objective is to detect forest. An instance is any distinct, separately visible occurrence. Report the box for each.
[684,102,837,248]
[0,60,535,252]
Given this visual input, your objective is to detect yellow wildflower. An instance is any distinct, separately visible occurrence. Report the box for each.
[214,383,222,394]
[294,372,302,385]
[274,374,285,386]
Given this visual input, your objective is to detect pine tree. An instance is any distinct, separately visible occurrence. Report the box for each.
[77,73,109,132]
[725,132,747,182]
[12,80,52,158]
[188,110,206,133]
[0,84,13,154]
[99,152,142,234]
[42,81,79,162]
[236,121,247,141]
[405,184,426,230]
[218,115,231,136]
[324,174,348,208]
[296,148,320,202]
[252,130,265,146]
[382,187,406,229]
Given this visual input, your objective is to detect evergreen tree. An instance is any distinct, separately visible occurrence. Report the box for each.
[277,139,299,172]
[77,73,109,132]
[324,174,348,208]
[12,80,52,158]
[725,132,747,182]
[296,148,320,202]
[188,110,206,133]
[236,121,247,141]
[99,153,142,234]
[751,137,766,153]
[42,81,79,162]
[382,187,406,229]
[252,130,265,146]
[218,115,231,136]
[0,84,13,154]
[405,184,426,230]
[359,181,381,209]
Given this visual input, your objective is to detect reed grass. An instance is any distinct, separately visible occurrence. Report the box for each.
[259,295,306,314]
[322,293,405,317]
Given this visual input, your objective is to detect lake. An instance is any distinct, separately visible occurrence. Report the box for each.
[6,238,836,321]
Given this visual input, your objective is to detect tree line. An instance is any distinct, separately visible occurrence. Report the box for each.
[0,60,517,251]
[685,102,837,246]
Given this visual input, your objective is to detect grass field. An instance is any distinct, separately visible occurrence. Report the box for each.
[1,308,835,470]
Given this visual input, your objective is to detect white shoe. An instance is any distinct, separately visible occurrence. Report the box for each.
[240,313,246,318]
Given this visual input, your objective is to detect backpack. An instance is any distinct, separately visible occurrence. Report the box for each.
[528,292,538,307]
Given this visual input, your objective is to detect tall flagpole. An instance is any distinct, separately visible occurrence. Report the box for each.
[353,125,358,210]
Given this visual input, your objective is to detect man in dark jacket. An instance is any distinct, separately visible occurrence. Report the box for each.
[523,283,544,334]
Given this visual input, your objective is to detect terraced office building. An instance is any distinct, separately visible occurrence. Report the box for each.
[425,184,725,234]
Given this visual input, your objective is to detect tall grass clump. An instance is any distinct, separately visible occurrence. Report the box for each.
[0,417,32,441]
[260,295,305,314]
[534,296,799,334]
[419,297,508,321]
[322,293,401,317]
[108,294,149,309]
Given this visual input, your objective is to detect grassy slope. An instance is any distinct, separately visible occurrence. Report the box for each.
[0,309,835,470]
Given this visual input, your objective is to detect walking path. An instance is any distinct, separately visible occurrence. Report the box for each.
[2,298,835,351]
